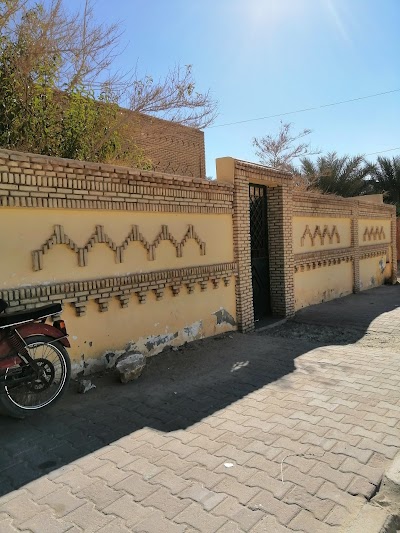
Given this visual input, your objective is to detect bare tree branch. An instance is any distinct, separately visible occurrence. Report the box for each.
[253,121,321,171]
[118,64,218,128]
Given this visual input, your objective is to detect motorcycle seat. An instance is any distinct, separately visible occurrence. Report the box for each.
[0,302,63,329]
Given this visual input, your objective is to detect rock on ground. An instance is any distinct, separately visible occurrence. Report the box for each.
[115,351,146,383]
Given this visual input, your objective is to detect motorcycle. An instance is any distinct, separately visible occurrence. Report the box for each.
[0,299,71,418]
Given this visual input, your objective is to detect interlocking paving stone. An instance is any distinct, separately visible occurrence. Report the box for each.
[288,509,338,532]
[75,480,123,510]
[0,493,47,526]
[174,502,228,533]
[38,486,85,517]
[113,472,158,501]
[102,493,154,525]
[248,489,301,526]
[19,511,73,533]
[212,495,264,531]
[63,502,112,532]
[134,511,188,533]
[283,485,335,521]
[2,284,400,532]
[142,487,191,519]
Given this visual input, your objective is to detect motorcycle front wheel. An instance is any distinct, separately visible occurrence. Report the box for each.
[0,335,71,419]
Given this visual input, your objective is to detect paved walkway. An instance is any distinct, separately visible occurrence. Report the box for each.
[1,285,400,532]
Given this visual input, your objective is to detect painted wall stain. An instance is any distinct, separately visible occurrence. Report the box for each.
[70,312,235,378]
[183,321,203,339]
[145,332,179,352]
[214,308,236,327]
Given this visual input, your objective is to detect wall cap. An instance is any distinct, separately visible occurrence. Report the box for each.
[0,148,233,190]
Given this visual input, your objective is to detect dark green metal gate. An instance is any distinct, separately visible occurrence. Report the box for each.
[249,184,271,320]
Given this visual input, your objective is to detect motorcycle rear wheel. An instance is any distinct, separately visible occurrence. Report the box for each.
[0,335,71,419]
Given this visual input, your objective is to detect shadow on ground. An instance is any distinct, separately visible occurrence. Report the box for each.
[0,283,398,496]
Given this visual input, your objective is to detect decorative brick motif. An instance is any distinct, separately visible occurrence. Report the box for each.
[294,248,353,273]
[300,225,340,247]
[363,226,385,242]
[1,262,237,317]
[32,224,206,270]
[359,245,389,260]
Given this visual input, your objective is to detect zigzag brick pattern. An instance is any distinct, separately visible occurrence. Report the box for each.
[363,226,385,242]
[301,225,341,247]
[32,224,206,270]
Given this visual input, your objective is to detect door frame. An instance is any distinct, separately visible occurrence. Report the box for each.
[216,157,295,333]
[249,183,271,321]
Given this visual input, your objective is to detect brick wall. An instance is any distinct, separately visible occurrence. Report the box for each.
[293,191,396,309]
[217,158,397,331]
[397,218,400,261]
[0,149,226,213]
[0,148,233,376]
[217,158,295,332]
[120,110,206,179]
[0,148,396,361]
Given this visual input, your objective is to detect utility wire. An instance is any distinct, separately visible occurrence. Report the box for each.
[365,146,400,156]
[208,88,400,129]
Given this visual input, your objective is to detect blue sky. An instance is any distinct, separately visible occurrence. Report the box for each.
[67,0,400,177]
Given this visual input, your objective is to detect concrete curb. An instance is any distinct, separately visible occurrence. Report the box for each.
[343,504,397,533]
[381,452,400,500]
[373,452,400,532]
[344,453,400,532]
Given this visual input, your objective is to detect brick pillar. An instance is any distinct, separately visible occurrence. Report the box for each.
[396,218,400,262]
[391,209,398,283]
[267,184,295,317]
[216,157,254,332]
[232,173,255,332]
[352,204,360,293]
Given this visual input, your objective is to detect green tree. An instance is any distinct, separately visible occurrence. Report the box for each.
[369,156,400,214]
[300,152,371,197]
[0,0,217,166]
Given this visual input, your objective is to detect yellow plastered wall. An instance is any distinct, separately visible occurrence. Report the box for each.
[0,209,234,289]
[293,217,351,254]
[0,208,236,376]
[360,255,390,291]
[294,261,353,311]
[63,283,236,375]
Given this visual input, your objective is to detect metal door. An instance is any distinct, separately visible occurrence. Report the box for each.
[249,184,271,320]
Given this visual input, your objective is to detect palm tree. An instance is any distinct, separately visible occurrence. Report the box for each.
[299,152,371,197]
[369,156,400,213]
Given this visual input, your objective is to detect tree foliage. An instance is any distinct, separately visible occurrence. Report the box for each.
[0,0,217,166]
[251,121,400,208]
[369,156,400,213]
[299,153,371,197]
